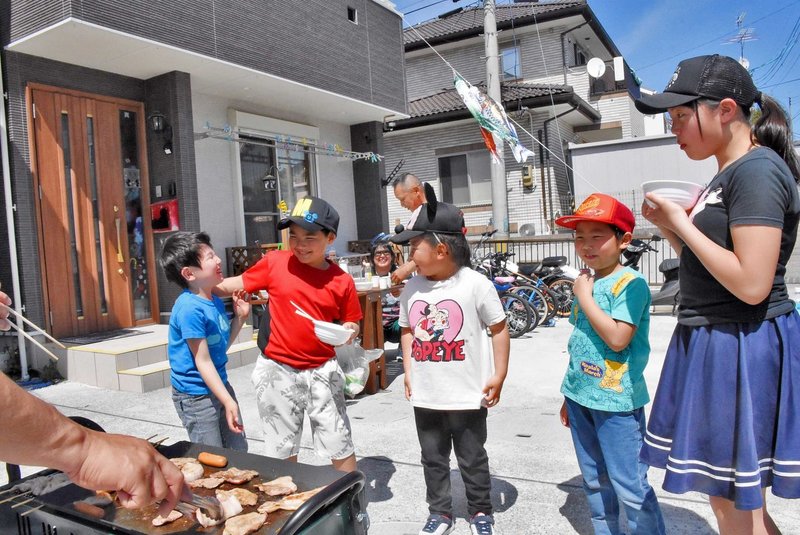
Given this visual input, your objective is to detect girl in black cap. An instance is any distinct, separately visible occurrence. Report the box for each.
[635,55,800,533]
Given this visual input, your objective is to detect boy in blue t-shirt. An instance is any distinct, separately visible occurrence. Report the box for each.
[555,194,665,535]
[159,231,249,451]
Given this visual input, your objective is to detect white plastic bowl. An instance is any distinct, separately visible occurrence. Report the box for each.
[641,180,704,209]
[314,321,354,346]
[354,279,373,292]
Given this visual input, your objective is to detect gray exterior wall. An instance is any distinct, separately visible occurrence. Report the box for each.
[3,0,406,113]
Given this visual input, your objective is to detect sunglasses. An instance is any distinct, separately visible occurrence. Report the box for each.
[373,250,391,257]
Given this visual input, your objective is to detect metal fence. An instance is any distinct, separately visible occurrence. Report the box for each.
[468,235,678,287]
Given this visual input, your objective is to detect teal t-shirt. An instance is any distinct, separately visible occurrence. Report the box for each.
[561,267,651,412]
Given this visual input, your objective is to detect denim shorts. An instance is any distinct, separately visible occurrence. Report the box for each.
[172,382,248,451]
[251,357,353,460]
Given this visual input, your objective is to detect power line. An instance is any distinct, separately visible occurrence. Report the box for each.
[634,0,800,73]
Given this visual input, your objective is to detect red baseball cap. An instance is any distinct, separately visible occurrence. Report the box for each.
[555,193,635,233]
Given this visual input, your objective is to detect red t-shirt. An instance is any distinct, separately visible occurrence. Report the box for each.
[242,250,363,369]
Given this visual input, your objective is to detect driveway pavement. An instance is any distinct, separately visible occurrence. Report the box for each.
[7,311,800,534]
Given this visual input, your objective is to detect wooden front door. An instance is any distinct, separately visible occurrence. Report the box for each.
[29,85,158,338]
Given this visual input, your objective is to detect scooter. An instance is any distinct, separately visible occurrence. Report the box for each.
[621,235,681,315]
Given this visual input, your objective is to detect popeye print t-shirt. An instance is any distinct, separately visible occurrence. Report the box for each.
[399,267,506,410]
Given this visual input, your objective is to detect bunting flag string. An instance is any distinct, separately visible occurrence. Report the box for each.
[195,122,383,163]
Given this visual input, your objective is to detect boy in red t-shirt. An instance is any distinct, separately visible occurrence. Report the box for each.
[217,196,362,471]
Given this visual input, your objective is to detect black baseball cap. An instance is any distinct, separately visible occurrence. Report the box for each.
[635,54,759,115]
[277,196,339,234]
[390,183,465,244]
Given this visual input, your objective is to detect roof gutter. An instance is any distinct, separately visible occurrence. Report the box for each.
[390,89,599,131]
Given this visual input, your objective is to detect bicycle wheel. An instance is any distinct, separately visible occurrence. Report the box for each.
[509,284,552,325]
[548,278,575,317]
[498,293,533,338]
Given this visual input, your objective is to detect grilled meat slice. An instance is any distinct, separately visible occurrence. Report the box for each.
[188,477,225,489]
[209,467,259,485]
[222,512,267,535]
[216,488,259,507]
[257,500,281,514]
[152,509,183,526]
[195,494,242,527]
[279,486,325,511]
[254,476,297,497]
[180,461,205,483]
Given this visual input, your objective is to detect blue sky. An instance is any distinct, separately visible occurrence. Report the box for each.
[392,0,800,137]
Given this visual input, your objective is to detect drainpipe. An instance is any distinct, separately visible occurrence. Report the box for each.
[560,22,589,85]
[0,53,29,380]
[543,105,578,233]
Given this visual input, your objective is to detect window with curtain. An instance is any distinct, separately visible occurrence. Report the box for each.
[438,150,492,206]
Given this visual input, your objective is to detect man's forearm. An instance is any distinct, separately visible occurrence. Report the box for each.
[0,372,87,473]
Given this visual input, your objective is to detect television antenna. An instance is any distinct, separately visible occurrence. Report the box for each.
[723,11,757,69]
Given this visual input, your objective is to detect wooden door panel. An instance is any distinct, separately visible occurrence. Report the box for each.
[31,85,156,338]
[60,94,99,334]
[31,90,78,337]
[95,100,134,327]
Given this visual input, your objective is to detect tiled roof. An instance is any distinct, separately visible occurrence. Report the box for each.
[404,0,585,48]
[407,81,572,119]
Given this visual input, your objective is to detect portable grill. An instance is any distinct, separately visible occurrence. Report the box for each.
[0,441,368,535]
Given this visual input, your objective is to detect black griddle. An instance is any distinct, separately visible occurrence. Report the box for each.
[0,441,367,535]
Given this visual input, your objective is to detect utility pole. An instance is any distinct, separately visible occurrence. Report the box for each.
[485,0,508,237]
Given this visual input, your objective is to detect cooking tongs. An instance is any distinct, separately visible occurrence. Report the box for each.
[174,493,223,521]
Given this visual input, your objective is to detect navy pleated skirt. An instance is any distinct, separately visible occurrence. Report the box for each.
[641,311,800,510]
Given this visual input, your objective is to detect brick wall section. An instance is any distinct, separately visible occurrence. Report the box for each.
[144,72,200,316]
[5,0,406,113]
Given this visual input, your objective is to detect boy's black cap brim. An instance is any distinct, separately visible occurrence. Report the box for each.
[277,216,333,233]
[389,229,424,244]
[635,92,701,115]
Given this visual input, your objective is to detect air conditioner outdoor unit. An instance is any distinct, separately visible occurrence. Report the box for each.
[518,223,537,237]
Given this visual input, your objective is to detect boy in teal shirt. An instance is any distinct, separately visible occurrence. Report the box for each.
[555,193,665,535]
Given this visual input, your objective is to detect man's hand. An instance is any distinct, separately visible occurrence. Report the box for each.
[0,291,11,331]
[66,430,190,517]
[559,399,570,427]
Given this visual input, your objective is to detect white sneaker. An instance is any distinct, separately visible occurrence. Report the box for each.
[469,513,495,535]
[419,513,455,535]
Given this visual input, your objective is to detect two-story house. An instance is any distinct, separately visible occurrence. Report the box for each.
[0,0,407,363]
[383,0,645,236]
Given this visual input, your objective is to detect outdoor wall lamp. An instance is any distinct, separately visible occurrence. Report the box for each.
[148,111,167,133]
[148,111,173,155]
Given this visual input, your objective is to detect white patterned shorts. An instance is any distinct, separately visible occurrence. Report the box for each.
[251,357,354,460]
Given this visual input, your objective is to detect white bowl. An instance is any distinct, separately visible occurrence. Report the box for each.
[313,321,354,346]
[354,280,373,292]
[641,180,704,209]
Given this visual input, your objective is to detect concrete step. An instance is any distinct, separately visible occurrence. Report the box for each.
[116,340,260,393]
[66,324,257,392]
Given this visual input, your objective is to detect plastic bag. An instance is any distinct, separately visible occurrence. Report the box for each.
[336,343,370,397]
